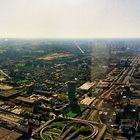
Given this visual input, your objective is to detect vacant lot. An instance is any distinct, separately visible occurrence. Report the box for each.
[39,52,72,61]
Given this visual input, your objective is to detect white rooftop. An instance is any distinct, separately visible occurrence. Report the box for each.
[78,82,95,91]
[80,97,95,106]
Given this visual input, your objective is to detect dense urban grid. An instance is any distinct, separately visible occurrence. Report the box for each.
[0,39,140,140]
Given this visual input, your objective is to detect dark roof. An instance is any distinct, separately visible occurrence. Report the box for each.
[0,89,22,98]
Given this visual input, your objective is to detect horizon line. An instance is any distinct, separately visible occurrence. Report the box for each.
[1,37,140,40]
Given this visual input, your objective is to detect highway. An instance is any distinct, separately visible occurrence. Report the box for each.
[40,118,99,140]
[0,69,11,79]
[32,119,55,136]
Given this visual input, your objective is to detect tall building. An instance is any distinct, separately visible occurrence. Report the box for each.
[68,81,78,107]
[67,81,80,114]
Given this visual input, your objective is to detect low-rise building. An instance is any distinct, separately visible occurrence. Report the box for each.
[80,97,95,106]
[0,127,23,140]
[78,81,95,94]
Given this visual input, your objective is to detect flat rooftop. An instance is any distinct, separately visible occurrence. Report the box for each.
[16,96,35,104]
[0,89,22,98]
[131,99,140,107]
[97,80,110,88]
[80,97,95,106]
[0,127,22,140]
[78,82,95,91]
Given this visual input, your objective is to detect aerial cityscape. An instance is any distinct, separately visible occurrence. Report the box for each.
[1,0,140,140]
[0,39,139,140]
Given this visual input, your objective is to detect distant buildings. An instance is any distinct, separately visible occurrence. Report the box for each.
[117,59,130,68]
[120,119,137,137]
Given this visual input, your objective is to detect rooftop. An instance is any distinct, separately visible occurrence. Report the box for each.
[97,80,110,88]
[16,96,35,104]
[80,97,95,106]
[78,82,95,91]
[0,89,22,98]
[0,127,22,140]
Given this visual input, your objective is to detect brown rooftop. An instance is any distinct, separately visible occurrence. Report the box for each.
[0,89,22,98]
[16,96,35,104]
[0,127,22,140]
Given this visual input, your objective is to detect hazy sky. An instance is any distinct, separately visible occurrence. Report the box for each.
[0,0,140,38]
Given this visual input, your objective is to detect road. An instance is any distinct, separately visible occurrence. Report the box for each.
[32,119,55,136]
[0,69,11,79]
[84,53,140,139]
[89,53,140,114]
[40,117,98,140]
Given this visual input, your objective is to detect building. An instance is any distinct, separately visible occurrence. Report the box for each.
[26,83,34,94]
[16,96,41,111]
[120,119,137,138]
[80,97,95,106]
[97,80,110,89]
[0,127,23,140]
[67,81,81,114]
[78,81,95,94]
[33,90,52,97]
[67,81,78,107]
[0,89,22,100]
